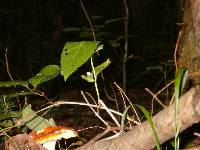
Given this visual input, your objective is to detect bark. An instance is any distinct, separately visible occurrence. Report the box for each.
[77,86,200,150]
[1,134,46,150]
[177,0,200,84]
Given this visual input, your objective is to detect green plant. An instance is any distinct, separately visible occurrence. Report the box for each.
[0,41,109,133]
[173,67,188,150]
[135,104,161,150]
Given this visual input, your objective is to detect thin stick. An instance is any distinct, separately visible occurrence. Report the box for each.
[40,100,139,125]
[4,48,22,110]
[122,0,129,92]
[174,30,182,72]
[114,82,141,124]
[98,99,120,127]
[5,48,13,81]
[77,127,110,150]
[85,92,98,109]
[104,85,119,113]
[1,97,139,134]
[77,126,106,132]
[81,91,108,125]
[156,80,174,95]
[79,0,102,102]
[84,91,120,127]
[79,0,96,41]
[145,88,166,108]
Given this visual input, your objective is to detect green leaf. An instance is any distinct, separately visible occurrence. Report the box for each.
[81,59,111,82]
[0,111,21,128]
[0,111,21,120]
[61,41,101,81]
[175,67,188,101]
[81,72,95,82]
[21,105,55,131]
[121,106,131,130]
[174,67,187,150]
[28,65,60,88]
[0,81,28,88]
[171,140,175,148]
[0,97,16,112]
[0,91,37,98]
[135,104,161,150]
[93,59,111,76]
[0,119,14,127]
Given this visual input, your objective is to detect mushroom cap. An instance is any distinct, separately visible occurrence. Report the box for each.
[29,126,78,144]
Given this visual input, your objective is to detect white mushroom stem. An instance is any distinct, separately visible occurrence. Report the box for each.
[42,141,56,150]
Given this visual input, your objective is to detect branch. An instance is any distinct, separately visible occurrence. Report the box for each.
[77,86,200,150]
[2,134,46,150]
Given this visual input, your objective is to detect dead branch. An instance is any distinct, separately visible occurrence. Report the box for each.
[1,134,46,150]
[77,86,200,150]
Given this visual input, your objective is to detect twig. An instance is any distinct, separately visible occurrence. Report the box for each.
[77,126,106,132]
[52,101,138,124]
[114,82,141,124]
[1,95,139,134]
[5,48,13,81]
[145,88,166,108]
[76,127,110,150]
[77,126,130,150]
[79,0,96,41]
[81,91,109,127]
[4,48,22,110]
[104,85,119,113]
[98,99,120,127]
[156,80,174,95]
[194,132,200,137]
[79,87,200,150]
[122,0,129,92]
[83,91,120,128]
[174,30,182,72]
[79,0,102,102]
[85,92,98,105]
[115,82,127,110]
[90,58,101,101]
[35,90,54,103]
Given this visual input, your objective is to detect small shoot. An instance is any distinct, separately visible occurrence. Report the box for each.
[174,67,188,150]
[120,106,131,133]
[81,59,111,82]
[135,104,161,150]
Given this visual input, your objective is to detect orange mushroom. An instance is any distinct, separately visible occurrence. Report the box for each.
[29,126,78,150]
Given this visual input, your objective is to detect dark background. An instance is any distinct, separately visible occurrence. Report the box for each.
[1,1,196,148]
[0,0,181,92]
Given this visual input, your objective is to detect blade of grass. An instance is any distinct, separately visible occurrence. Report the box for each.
[174,67,187,150]
[121,106,131,130]
[135,104,161,150]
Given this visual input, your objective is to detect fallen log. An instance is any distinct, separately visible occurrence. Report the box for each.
[78,86,200,150]
[1,134,46,150]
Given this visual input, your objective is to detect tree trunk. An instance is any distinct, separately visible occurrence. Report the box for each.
[177,0,200,84]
